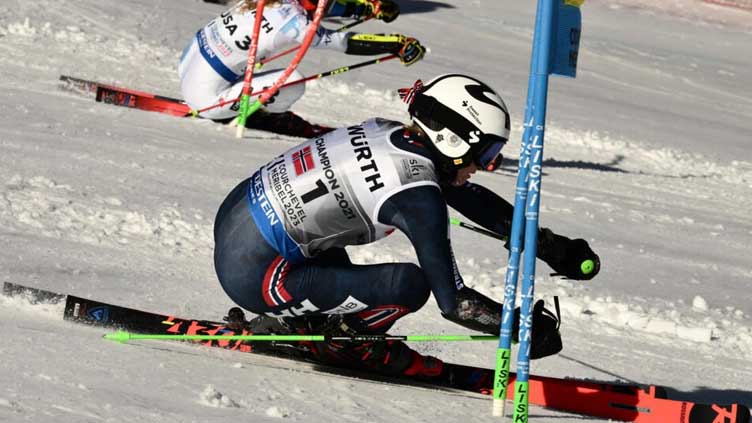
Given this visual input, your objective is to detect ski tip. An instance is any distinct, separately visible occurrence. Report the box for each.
[103,330,132,344]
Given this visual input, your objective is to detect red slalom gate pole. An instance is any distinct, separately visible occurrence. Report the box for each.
[234,0,267,138]
[235,0,328,138]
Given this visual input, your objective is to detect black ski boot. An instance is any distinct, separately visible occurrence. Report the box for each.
[222,310,443,376]
[223,307,293,334]
[222,307,248,331]
[222,308,316,358]
[302,315,444,378]
[214,111,334,138]
[245,110,334,138]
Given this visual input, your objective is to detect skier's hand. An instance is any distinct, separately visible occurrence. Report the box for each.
[368,0,400,23]
[441,287,502,335]
[397,37,425,66]
[335,0,399,21]
[538,228,600,280]
[345,33,423,61]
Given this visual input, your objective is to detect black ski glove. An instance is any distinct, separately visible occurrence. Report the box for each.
[369,0,400,23]
[441,287,501,335]
[538,228,600,280]
[441,287,563,359]
[331,0,399,22]
[511,298,563,360]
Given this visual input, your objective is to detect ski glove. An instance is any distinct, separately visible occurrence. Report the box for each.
[345,34,425,66]
[398,37,425,66]
[538,228,601,280]
[369,0,400,22]
[329,0,399,22]
[441,287,501,335]
[441,287,563,360]
[510,298,563,360]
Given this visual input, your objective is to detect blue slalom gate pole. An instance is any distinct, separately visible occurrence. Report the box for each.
[512,0,556,419]
[491,0,583,420]
[491,0,544,417]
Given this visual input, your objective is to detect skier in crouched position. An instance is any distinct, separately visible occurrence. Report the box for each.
[213,74,600,378]
[179,0,423,138]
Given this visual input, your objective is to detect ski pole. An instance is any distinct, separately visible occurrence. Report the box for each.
[271,53,398,89]
[450,220,595,280]
[255,18,371,70]
[190,54,398,116]
[449,218,508,242]
[104,330,498,344]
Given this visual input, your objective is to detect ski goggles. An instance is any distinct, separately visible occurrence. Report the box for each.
[407,92,507,170]
[477,144,505,172]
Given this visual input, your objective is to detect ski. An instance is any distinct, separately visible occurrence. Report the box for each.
[4,282,749,423]
[60,75,191,117]
[58,75,333,138]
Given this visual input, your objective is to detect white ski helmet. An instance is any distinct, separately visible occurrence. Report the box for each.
[402,74,511,175]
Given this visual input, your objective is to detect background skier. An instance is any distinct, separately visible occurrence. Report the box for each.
[179,0,424,137]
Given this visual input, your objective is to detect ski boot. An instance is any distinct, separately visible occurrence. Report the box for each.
[222,309,443,377]
[245,110,334,138]
[302,314,444,378]
[223,307,294,334]
[222,307,314,358]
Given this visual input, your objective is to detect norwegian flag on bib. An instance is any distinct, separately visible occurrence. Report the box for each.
[292,146,315,175]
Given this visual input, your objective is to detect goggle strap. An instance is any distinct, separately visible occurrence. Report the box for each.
[398,79,424,106]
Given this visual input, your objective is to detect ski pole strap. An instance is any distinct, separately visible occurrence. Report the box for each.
[104,330,498,344]
[449,218,508,242]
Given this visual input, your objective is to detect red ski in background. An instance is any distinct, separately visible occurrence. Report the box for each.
[4,282,749,423]
[60,75,192,117]
[59,56,397,120]
[58,74,334,138]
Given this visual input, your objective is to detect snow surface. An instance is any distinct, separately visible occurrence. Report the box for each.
[1,0,751,422]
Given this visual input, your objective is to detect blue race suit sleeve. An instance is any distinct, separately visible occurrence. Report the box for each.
[443,182,514,239]
[377,185,462,314]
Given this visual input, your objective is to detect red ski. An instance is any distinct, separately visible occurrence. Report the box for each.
[60,75,192,117]
[4,282,749,423]
[58,74,335,138]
